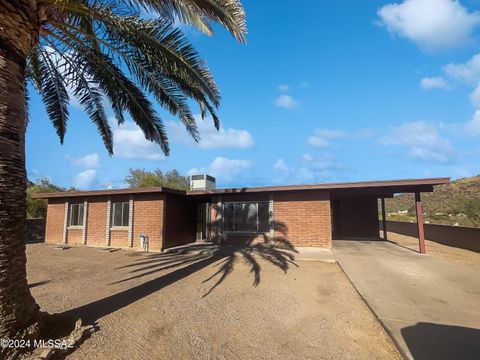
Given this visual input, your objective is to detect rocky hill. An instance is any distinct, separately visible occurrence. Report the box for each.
[385,175,480,227]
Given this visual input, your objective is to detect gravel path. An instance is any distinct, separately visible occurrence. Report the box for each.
[26,244,400,360]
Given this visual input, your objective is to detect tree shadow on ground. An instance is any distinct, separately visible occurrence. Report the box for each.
[401,322,480,360]
[62,220,297,326]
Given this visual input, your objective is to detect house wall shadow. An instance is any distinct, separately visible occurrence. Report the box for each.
[401,322,480,360]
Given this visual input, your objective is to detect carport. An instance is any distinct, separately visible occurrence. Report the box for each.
[330,178,450,254]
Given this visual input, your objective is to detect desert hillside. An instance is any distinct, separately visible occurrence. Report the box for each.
[385,175,480,228]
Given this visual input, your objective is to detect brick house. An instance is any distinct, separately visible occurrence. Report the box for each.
[33,176,449,252]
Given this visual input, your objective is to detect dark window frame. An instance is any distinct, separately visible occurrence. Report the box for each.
[223,201,269,233]
[111,201,130,227]
[69,203,84,227]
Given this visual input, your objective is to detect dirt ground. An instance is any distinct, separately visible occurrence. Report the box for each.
[26,243,400,360]
[386,231,480,270]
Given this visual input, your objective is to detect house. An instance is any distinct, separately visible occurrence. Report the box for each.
[32,176,450,252]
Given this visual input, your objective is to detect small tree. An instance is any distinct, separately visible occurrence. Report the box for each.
[125,169,189,190]
[27,179,75,218]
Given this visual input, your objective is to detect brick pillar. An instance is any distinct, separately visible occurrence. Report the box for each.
[62,200,69,244]
[82,199,88,245]
[105,196,111,246]
[128,195,134,247]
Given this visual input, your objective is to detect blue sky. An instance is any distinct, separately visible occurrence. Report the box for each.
[27,0,480,189]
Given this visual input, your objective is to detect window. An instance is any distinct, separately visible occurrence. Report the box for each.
[69,203,84,227]
[112,202,130,227]
[223,202,269,233]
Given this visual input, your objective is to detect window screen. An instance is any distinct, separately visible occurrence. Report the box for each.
[223,202,270,233]
[69,203,84,226]
[112,201,130,227]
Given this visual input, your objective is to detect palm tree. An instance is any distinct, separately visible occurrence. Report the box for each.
[0,0,246,355]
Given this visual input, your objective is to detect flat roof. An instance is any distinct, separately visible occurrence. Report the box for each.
[31,177,450,199]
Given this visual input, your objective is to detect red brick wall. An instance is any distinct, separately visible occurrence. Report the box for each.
[274,191,332,248]
[66,228,82,246]
[132,193,165,251]
[45,190,334,251]
[86,196,107,247]
[207,192,331,248]
[110,229,129,248]
[163,193,196,250]
[45,199,65,244]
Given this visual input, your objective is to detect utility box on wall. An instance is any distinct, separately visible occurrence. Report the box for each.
[190,174,216,191]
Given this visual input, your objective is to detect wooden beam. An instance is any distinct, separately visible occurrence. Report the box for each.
[415,192,426,254]
[381,197,388,241]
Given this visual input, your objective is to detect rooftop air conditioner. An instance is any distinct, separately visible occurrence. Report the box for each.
[189,174,216,191]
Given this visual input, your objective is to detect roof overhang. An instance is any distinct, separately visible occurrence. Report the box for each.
[31,177,450,200]
[30,186,185,199]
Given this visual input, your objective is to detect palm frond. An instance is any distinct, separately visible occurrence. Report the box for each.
[135,0,247,42]
[35,46,70,143]
[43,38,114,154]
[28,0,247,155]
[75,42,170,154]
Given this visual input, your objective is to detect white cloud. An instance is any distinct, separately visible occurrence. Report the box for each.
[469,84,480,109]
[277,84,290,92]
[275,94,298,109]
[420,76,450,90]
[188,157,254,183]
[296,154,342,182]
[273,159,290,175]
[73,169,97,189]
[381,121,456,163]
[167,118,254,149]
[307,129,346,148]
[443,53,480,84]
[377,0,480,51]
[425,54,480,137]
[112,121,165,161]
[466,110,480,135]
[271,154,346,185]
[66,153,101,168]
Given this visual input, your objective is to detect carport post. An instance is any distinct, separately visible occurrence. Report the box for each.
[415,192,426,254]
[381,197,387,241]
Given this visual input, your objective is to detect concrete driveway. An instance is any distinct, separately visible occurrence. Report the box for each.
[333,240,480,360]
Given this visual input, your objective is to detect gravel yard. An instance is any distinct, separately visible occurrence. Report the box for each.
[26,243,400,360]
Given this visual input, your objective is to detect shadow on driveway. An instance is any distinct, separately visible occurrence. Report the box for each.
[402,322,480,360]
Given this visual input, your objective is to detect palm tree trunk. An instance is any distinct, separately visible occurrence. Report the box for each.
[0,1,41,356]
